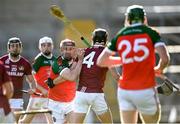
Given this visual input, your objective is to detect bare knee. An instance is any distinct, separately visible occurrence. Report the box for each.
[97,109,113,123]
[141,109,161,123]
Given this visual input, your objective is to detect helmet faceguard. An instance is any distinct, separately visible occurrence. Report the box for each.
[7,37,22,57]
[125,5,146,24]
[7,37,22,49]
[59,39,75,48]
[59,39,76,61]
[39,36,54,56]
[39,36,53,50]
[92,28,108,45]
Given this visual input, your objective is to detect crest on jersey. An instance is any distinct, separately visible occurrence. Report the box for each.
[19,66,24,71]
[5,59,10,64]
[57,57,63,65]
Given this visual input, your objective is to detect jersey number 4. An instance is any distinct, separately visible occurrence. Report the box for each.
[118,38,150,64]
[83,51,96,68]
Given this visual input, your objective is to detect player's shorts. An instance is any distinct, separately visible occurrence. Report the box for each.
[9,98,23,110]
[74,91,108,115]
[117,87,160,115]
[26,97,48,110]
[0,108,15,123]
[48,99,74,123]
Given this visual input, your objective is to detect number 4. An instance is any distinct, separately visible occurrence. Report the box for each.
[83,51,96,68]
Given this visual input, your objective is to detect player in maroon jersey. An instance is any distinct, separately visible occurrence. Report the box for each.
[0,37,37,121]
[73,28,119,123]
[0,61,15,123]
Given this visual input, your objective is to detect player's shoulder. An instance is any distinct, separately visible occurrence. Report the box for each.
[52,55,57,60]
[20,56,31,65]
[34,53,43,60]
[33,53,44,62]
[0,54,8,61]
[116,26,129,36]
[142,25,160,34]
[149,26,160,34]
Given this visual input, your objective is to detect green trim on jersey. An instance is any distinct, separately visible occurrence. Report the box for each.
[108,24,161,51]
[33,53,56,72]
[51,56,70,74]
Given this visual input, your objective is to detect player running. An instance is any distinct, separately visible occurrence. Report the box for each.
[0,37,37,122]
[97,5,170,123]
[73,28,119,123]
[19,36,55,123]
[46,39,84,123]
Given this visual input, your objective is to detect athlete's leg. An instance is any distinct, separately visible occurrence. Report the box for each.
[71,112,86,123]
[9,98,24,123]
[97,108,113,123]
[117,88,139,124]
[73,91,90,123]
[135,88,161,123]
[120,110,138,123]
[92,93,113,123]
[45,113,54,123]
[12,108,24,123]
[140,105,161,123]
[19,97,49,123]
[18,114,35,123]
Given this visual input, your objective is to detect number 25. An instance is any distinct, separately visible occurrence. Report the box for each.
[118,38,149,64]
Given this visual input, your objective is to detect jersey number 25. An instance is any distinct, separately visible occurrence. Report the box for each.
[118,38,150,64]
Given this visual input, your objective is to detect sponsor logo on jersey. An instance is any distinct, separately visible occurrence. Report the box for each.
[7,71,24,77]
[50,60,53,65]
[44,61,49,64]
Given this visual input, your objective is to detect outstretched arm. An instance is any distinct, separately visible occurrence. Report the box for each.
[154,44,170,76]
[61,49,84,81]
[26,75,37,94]
[97,48,122,67]
[109,67,121,81]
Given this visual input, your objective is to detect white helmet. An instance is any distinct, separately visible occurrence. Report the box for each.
[39,36,53,50]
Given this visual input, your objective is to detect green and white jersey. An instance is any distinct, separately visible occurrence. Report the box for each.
[107,23,165,90]
[32,53,56,95]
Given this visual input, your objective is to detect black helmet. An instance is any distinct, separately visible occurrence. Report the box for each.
[125,5,146,23]
[92,28,108,45]
[7,37,22,49]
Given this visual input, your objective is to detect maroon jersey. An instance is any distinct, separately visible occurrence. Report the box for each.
[0,61,11,115]
[78,45,108,93]
[0,54,32,98]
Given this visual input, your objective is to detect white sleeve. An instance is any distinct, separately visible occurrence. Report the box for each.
[59,67,69,76]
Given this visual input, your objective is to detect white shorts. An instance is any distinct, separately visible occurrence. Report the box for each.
[118,87,160,115]
[9,98,23,110]
[74,91,108,115]
[0,108,15,123]
[26,97,49,110]
[48,99,74,123]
